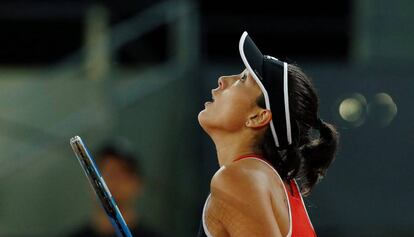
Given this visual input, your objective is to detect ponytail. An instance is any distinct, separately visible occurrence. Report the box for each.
[299,119,339,196]
[255,64,339,197]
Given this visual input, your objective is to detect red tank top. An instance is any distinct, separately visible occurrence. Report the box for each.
[234,154,317,237]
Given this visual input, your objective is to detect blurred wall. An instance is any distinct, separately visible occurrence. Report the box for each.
[0,0,413,237]
[0,64,203,236]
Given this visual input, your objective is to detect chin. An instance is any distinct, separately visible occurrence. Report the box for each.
[198,109,207,129]
[198,109,214,134]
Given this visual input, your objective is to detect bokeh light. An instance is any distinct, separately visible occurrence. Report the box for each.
[367,92,398,127]
[338,93,367,127]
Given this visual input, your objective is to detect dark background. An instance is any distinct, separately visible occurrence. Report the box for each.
[0,0,412,236]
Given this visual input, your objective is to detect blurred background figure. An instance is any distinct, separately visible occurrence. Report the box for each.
[68,142,164,237]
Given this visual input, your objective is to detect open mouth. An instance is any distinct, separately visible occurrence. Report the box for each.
[204,91,216,106]
[204,97,214,106]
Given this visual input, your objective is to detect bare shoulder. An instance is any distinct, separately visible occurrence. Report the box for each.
[210,158,282,203]
[207,159,288,237]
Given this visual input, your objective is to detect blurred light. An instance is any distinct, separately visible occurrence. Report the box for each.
[367,93,398,127]
[338,93,367,126]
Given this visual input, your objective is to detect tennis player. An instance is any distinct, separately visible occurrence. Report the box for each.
[197,31,339,237]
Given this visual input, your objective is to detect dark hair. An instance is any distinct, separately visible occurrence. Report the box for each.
[256,64,339,196]
[96,143,142,177]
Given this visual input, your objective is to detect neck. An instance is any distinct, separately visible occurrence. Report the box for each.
[212,131,260,167]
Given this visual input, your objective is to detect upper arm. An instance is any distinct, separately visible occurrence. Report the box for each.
[210,164,283,237]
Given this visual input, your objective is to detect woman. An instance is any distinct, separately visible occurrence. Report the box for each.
[197,32,339,237]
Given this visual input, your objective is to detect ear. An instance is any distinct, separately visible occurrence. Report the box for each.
[245,109,272,128]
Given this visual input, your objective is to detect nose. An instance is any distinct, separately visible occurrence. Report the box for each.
[216,75,234,90]
[218,77,224,89]
[212,77,224,92]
